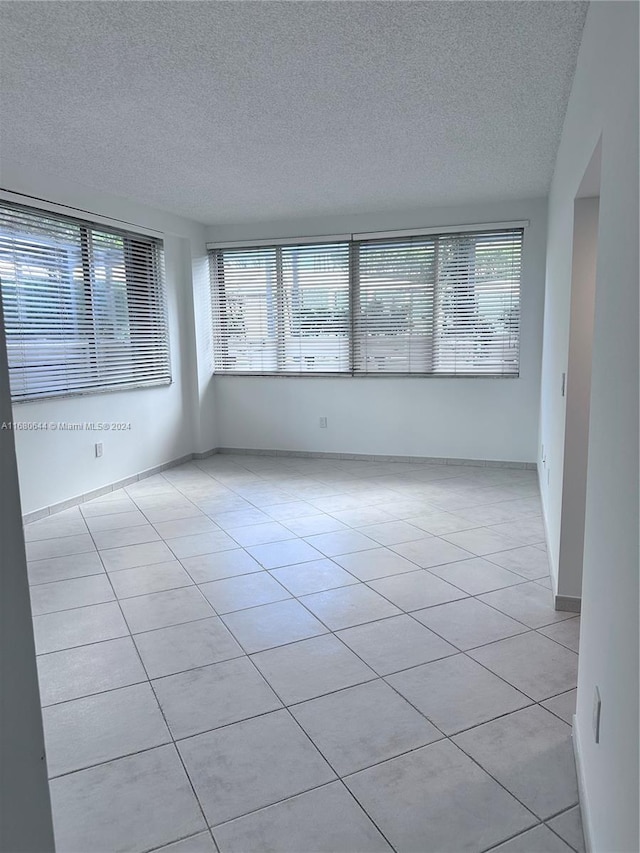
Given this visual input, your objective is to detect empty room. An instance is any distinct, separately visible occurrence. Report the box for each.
[0,2,637,853]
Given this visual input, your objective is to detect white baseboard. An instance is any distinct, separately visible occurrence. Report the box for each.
[572,715,594,853]
[215,446,537,469]
[555,594,582,613]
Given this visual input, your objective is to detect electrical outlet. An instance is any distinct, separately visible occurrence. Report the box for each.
[593,686,602,743]
[95,442,103,458]
[319,417,328,429]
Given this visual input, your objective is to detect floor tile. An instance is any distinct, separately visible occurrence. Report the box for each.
[212,782,391,853]
[153,515,219,540]
[333,547,422,581]
[491,825,575,853]
[369,569,468,611]
[487,545,551,579]
[25,510,88,542]
[142,504,205,524]
[43,682,171,777]
[133,617,244,679]
[454,705,578,819]
[356,520,429,546]
[153,657,282,739]
[120,586,214,633]
[37,637,147,706]
[270,558,358,596]
[441,527,520,556]
[428,556,525,595]
[247,539,324,569]
[300,584,401,630]
[391,537,474,568]
[84,509,149,533]
[337,614,456,675]
[49,745,205,853]
[92,524,161,550]
[546,806,586,853]
[166,530,238,559]
[539,617,581,652]
[33,602,129,654]
[330,506,395,527]
[304,530,377,557]
[489,516,546,545]
[405,511,481,535]
[81,497,138,518]
[291,679,442,775]
[281,514,347,537]
[479,582,576,629]
[388,653,531,735]
[541,689,577,724]
[412,597,528,650]
[27,551,105,586]
[344,739,536,853]
[26,533,96,562]
[468,632,579,700]
[30,574,115,616]
[177,710,335,826]
[229,521,297,547]
[199,572,290,614]
[180,550,264,584]
[108,560,194,599]
[157,833,217,853]
[211,508,271,530]
[221,599,328,653]
[100,541,175,572]
[251,634,376,704]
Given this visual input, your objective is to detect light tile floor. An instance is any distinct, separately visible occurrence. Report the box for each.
[26,454,586,853]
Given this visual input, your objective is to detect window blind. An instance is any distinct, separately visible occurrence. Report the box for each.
[355,229,522,376]
[354,236,436,374]
[0,202,170,401]
[211,242,350,373]
[210,227,523,377]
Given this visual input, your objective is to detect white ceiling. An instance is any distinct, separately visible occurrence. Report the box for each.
[0,1,588,225]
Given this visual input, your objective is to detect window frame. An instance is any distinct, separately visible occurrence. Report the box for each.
[0,201,171,403]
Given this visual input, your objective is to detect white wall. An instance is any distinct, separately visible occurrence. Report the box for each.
[208,198,546,463]
[0,165,210,514]
[0,290,54,851]
[539,3,638,850]
[557,196,599,600]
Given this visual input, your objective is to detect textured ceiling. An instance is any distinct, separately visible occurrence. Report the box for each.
[0,1,588,225]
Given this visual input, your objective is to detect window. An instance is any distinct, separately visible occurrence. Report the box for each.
[0,202,170,401]
[211,242,350,373]
[210,226,523,377]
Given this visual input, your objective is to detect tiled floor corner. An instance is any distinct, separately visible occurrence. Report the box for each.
[26,454,585,853]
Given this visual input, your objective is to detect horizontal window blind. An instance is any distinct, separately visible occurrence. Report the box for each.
[211,242,350,373]
[355,229,522,375]
[354,237,436,374]
[210,227,523,377]
[432,229,521,376]
[0,202,170,401]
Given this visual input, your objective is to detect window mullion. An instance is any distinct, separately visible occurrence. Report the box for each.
[349,240,359,376]
[275,246,285,372]
[80,226,99,382]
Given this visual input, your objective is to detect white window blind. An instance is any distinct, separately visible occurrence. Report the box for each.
[0,202,170,401]
[354,237,436,373]
[211,242,350,373]
[210,227,522,377]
